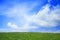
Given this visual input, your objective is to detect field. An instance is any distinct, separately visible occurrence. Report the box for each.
[0,32,60,40]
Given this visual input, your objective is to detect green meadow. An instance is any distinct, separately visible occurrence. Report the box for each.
[0,32,60,40]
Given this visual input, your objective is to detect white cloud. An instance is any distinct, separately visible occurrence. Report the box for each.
[3,2,38,18]
[3,2,39,31]
[32,4,60,27]
[0,1,60,32]
[7,22,19,29]
[5,3,60,32]
[7,22,38,32]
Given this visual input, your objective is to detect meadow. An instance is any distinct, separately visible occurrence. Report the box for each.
[0,32,60,40]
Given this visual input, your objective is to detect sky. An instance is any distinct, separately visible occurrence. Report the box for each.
[0,0,60,32]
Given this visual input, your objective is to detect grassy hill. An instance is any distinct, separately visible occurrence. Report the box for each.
[0,32,60,40]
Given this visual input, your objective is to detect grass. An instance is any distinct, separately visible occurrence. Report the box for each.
[0,32,60,40]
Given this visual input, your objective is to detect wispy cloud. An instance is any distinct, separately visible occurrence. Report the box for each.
[33,4,60,27]
[5,4,60,32]
[0,0,60,32]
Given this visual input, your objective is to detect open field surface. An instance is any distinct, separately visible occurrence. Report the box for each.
[0,32,60,40]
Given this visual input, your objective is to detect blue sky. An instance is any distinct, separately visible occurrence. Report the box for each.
[0,0,60,32]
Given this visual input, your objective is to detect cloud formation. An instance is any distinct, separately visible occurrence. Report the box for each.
[33,4,60,27]
[0,0,60,32]
[5,4,60,32]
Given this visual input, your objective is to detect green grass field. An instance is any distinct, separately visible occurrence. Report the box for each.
[0,32,60,40]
